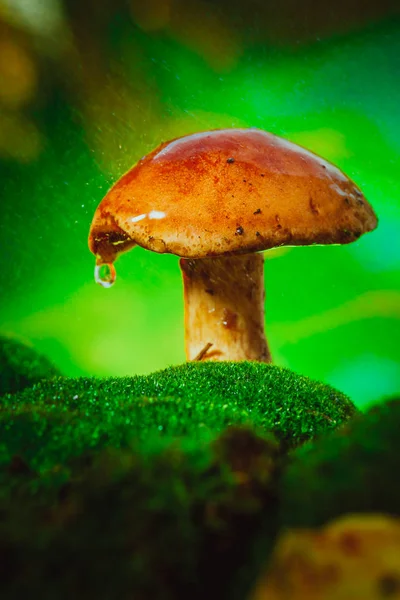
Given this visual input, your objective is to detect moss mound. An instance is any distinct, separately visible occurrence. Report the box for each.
[280,398,400,529]
[0,334,60,396]
[0,362,356,599]
[0,362,355,470]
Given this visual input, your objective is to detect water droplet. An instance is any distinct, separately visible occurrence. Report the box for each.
[94,262,116,288]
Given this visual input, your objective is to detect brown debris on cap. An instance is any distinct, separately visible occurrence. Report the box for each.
[251,513,400,600]
[88,128,377,264]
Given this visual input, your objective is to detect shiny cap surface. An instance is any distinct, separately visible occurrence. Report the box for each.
[88,128,377,262]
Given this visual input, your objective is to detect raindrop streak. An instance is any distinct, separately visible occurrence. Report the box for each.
[94,262,116,288]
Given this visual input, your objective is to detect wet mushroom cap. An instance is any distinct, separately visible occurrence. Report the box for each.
[88,129,378,262]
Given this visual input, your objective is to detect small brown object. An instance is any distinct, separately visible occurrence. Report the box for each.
[193,342,213,361]
[88,129,377,362]
[251,514,400,600]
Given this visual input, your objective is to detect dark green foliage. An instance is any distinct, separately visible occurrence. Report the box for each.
[0,362,356,599]
[0,334,60,396]
[280,397,400,528]
[1,427,281,600]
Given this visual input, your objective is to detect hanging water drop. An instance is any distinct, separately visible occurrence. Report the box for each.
[94,262,116,288]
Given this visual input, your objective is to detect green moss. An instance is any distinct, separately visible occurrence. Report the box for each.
[0,362,355,471]
[280,398,400,528]
[0,334,60,396]
[1,427,282,600]
[0,362,356,599]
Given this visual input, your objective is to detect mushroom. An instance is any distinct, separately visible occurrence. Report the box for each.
[88,128,377,363]
[251,513,400,600]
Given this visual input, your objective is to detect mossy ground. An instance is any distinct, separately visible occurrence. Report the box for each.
[0,362,356,599]
[280,397,400,528]
[1,361,355,470]
[0,334,60,396]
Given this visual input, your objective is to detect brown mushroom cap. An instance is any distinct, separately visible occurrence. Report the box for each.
[88,128,377,262]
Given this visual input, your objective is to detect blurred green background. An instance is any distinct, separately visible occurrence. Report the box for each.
[0,0,399,409]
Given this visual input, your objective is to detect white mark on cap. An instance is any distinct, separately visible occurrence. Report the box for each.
[131,210,166,223]
[148,210,166,220]
[131,213,146,223]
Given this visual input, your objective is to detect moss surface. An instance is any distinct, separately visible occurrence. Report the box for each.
[0,334,60,396]
[0,362,356,599]
[0,362,355,471]
[280,397,400,528]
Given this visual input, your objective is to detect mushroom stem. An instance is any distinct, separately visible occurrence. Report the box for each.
[180,253,272,362]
